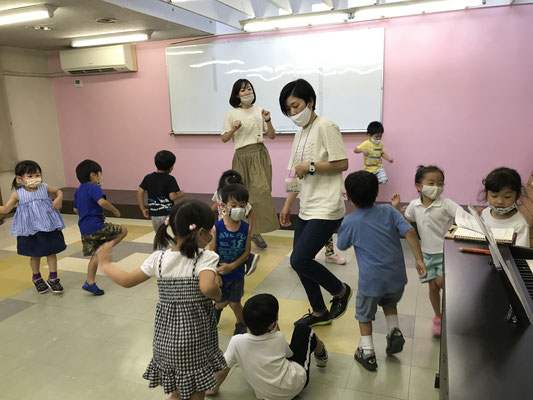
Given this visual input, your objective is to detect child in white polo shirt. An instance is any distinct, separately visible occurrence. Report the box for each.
[392,165,459,336]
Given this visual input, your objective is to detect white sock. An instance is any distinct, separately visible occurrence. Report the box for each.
[385,313,399,335]
[359,335,374,352]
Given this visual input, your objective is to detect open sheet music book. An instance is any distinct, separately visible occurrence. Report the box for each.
[452,207,516,244]
[447,226,515,244]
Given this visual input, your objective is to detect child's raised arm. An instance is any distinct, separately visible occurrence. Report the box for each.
[47,185,63,210]
[404,228,427,279]
[0,191,19,215]
[97,242,150,288]
[97,197,121,217]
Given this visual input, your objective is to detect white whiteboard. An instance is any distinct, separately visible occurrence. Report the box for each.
[166,28,384,134]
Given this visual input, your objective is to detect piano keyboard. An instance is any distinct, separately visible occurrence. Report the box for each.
[515,259,533,298]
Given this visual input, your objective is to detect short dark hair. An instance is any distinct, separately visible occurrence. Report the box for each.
[154,150,176,171]
[243,294,279,335]
[279,79,316,116]
[482,167,522,200]
[345,170,378,208]
[12,160,42,189]
[229,79,256,108]
[414,165,445,185]
[217,169,244,194]
[75,159,102,184]
[220,183,249,204]
[367,121,384,136]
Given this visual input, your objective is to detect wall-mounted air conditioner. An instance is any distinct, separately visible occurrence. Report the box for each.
[59,44,137,75]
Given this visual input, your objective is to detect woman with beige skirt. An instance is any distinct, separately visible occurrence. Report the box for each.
[221,79,279,248]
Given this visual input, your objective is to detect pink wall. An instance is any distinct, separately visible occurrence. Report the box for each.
[52,5,533,205]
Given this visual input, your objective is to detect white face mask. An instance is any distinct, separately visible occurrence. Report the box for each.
[228,207,246,221]
[370,137,381,145]
[240,93,254,105]
[24,177,42,189]
[489,203,517,215]
[421,185,443,200]
[290,105,312,127]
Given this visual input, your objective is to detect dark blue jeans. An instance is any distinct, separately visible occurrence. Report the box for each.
[291,217,344,313]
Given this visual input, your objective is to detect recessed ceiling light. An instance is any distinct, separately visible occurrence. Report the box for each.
[33,25,54,30]
[96,17,117,24]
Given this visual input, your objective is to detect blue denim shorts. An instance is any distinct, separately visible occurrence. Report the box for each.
[216,279,245,303]
[355,289,404,323]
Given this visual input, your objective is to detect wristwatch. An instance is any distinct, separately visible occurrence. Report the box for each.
[309,162,316,175]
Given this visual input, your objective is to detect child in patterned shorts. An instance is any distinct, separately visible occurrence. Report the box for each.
[74,159,127,295]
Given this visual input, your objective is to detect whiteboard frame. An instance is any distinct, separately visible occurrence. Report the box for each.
[166,28,384,135]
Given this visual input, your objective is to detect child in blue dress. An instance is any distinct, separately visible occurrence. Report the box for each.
[0,160,66,294]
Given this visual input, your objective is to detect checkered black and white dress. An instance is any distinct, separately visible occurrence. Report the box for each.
[143,251,227,398]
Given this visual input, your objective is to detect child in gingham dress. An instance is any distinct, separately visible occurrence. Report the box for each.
[97,200,226,400]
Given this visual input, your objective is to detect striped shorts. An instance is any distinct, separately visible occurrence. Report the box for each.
[374,167,388,184]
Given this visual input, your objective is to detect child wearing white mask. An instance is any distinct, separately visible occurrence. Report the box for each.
[354,121,393,184]
[210,183,253,335]
[478,167,530,247]
[0,160,66,294]
[392,165,459,336]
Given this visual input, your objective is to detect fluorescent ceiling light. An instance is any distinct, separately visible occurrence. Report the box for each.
[243,12,349,32]
[353,0,484,21]
[71,31,152,48]
[0,4,56,26]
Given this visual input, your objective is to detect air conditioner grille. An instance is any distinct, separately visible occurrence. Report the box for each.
[69,68,118,75]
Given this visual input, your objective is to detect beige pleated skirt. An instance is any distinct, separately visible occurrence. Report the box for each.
[232,143,280,234]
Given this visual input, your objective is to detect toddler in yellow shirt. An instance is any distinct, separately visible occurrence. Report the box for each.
[354,121,393,184]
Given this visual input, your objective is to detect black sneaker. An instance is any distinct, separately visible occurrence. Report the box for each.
[354,347,378,371]
[233,323,247,335]
[33,278,49,294]
[386,327,405,355]
[329,283,352,320]
[314,347,329,368]
[252,234,267,249]
[46,278,64,294]
[294,310,332,327]
[245,253,260,276]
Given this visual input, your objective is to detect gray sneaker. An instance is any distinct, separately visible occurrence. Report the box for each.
[46,278,64,294]
[252,234,267,249]
[314,347,328,368]
[33,278,49,294]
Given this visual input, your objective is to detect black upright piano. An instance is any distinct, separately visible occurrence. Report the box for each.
[440,240,533,399]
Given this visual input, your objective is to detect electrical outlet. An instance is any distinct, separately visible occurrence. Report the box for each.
[74,79,82,88]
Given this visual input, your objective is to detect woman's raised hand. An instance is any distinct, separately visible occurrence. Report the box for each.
[262,109,271,121]
[233,120,242,130]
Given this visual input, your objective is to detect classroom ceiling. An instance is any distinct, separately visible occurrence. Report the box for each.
[0,0,531,51]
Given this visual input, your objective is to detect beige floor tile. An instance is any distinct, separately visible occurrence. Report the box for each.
[410,338,441,370]
[408,366,440,400]
[413,316,441,341]
[132,231,156,243]
[346,360,411,399]
[341,389,403,400]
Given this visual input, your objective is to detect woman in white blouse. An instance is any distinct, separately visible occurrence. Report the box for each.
[222,79,279,248]
[278,78,352,327]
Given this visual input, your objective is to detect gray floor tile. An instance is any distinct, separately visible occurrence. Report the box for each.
[0,298,35,321]
[67,241,154,261]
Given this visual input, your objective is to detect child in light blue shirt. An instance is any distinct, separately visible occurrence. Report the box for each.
[337,170,426,371]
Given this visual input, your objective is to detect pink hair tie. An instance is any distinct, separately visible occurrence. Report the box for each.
[164,217,170,226]
[189,224,197,231]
